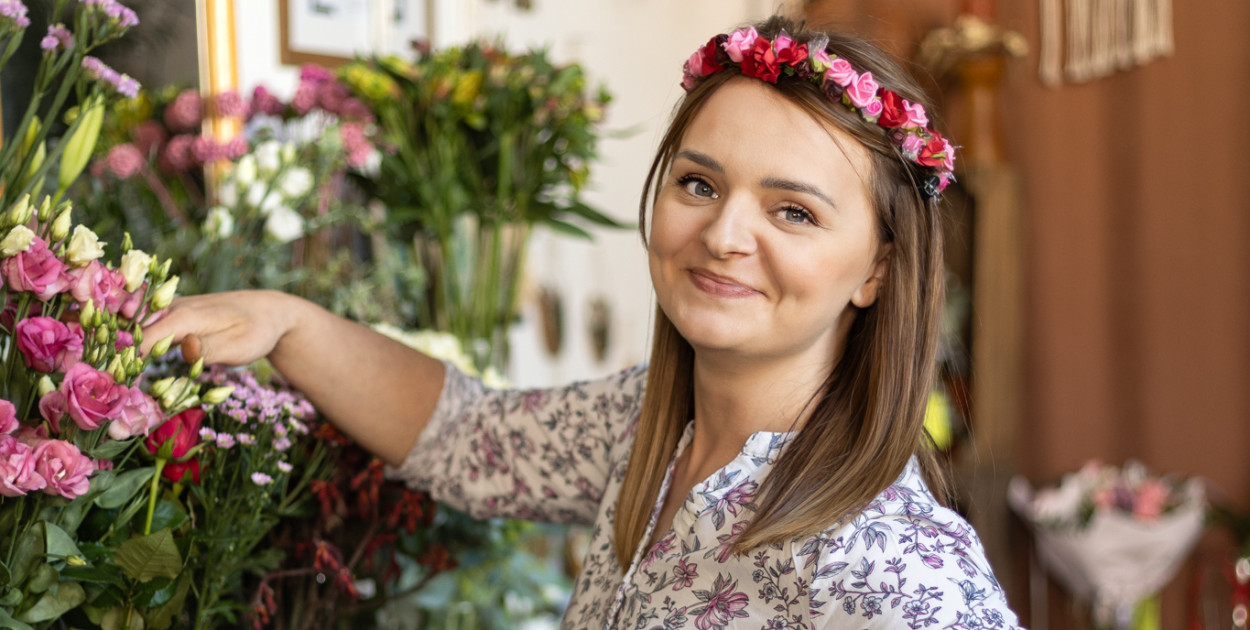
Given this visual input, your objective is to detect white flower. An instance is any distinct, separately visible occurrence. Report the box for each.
[217,181,238,207]
[245,181,268,208]
[0,225,35,257]
[150,276,179,310]
[254,140,283,175]
[278,166,313,199]
[264,206,304,243]
[360,149,382,177]
[65,225,105,266]
[281,142,297,164]
[233,154,258,187]
[119,249,153,291]
[203,206,234,240]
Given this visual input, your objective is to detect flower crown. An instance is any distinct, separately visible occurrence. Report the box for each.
[682,27,957,198]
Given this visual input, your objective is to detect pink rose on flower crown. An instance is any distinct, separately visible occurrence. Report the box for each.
[825,57,857,88]
[15,316,84,373]
[109,387,164,441]
[1,236,70,301]
[0,435,45,497]
[860,97,883,121]
[903,99,929,128]
[723,27,759,63]
[32,438,93,498]
[48,363,128,431]
[845,71,879,109]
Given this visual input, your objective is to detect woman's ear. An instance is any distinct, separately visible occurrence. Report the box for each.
[850,243,892,308]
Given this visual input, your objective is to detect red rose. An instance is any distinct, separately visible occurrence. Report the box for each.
[775,41,808,67]
[878,90,909,129]
[695,37,722,76]
[916,132,949,168]
[741,38,779,83]
[145,407,206,483]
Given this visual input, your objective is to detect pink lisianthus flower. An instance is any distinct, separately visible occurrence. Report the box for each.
[0,434,45,496]
[109,387,164,440]
[723,27,759,63]
[115,330,134,351]
[1,237,70,301]
[38,390,67,433]
[56,362,128,431]
[0,399,17,435]
[32,438,94,498]
[1133,479,1172,519]
[15,316,84,373]
[845,71,879,109]
[66,260,126,313]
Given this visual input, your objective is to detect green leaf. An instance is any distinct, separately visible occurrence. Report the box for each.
[565,201,631,229]
[89,437,134,460]
[114,529,182,583]
[26,564,58,594]
[94,468,155,510]
[142,575,189,630]
[146,500,187,534]
[542,217,593,240]
[61,563,126,587]
[100,606,144,630]
[14,581,84,623]
[44,521,82,562]
[0,608,33,630]
[8,524,44,587]
[0,587,20,607]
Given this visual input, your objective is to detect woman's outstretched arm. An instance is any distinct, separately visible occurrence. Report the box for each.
[138,290,445,465]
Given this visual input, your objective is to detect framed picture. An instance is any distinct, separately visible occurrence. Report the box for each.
[278,0,431,67]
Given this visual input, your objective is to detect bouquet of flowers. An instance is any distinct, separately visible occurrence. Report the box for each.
[1009,460,1206,629]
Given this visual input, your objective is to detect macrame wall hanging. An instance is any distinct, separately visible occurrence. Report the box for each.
[1038,0,1173,86]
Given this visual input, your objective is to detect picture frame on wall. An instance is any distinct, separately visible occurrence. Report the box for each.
[278,0,431,67]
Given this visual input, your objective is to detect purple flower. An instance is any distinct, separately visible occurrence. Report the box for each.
[40,34,57,51]
[251,472,272,485]
[215,433,235,449]
[0,0,30,28]
[277,461,292,473]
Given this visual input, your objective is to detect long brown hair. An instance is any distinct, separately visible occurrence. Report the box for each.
[613,16,950,568]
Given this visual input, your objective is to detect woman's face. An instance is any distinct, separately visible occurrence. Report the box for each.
[648,79,888,368]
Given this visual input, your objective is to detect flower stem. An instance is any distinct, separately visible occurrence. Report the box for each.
[144,459,166,535]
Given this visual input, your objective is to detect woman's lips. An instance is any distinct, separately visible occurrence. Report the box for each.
[687,268,761,298]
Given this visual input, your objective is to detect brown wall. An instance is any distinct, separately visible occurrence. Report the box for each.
[804,0,1250,626]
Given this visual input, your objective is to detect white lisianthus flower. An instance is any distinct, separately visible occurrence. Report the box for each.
[254,140,283,175]
[0,225,36,257]
[65,225,105,266]
[233,154,258,187]
[264,206,304,243]
[278,166,313,199]
[259,190,283,216]
[244,181,268,209]
[204,206,234,240]
[360,149,382,177]
[280,142,297,164]
[119,249,153,291]
[218,180,239,208]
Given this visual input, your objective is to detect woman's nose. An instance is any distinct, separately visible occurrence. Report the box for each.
[699,195,757,259]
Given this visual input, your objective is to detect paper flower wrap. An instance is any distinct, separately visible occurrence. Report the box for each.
[1008,462,1206,627]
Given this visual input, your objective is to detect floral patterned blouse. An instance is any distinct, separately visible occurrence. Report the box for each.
[388,363,1024,629]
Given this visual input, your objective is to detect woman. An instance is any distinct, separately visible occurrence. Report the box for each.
[142,16,1022,629]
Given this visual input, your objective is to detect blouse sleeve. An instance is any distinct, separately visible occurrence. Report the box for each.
[804,465,1025,629]
[384,361,648,526]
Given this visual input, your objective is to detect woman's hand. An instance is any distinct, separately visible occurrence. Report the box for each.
[139,290,301,366]
[138,289,446,465]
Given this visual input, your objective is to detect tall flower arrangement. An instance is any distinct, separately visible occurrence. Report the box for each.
[340,43,624,369]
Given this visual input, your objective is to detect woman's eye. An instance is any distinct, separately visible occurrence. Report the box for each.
[780,206,813,224]
[678,176,716,198]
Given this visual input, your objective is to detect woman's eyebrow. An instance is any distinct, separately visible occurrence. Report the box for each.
[674,149,723,173]
[760,176,837,209]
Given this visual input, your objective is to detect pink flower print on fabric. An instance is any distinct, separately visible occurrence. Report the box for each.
[693,574,751,630]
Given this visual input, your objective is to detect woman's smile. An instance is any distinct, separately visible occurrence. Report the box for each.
[686,267,762,299]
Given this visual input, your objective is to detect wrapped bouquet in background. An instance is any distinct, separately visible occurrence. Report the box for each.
[1009,460,1206,630]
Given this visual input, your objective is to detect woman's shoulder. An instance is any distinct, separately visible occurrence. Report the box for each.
[790,459,1023,628]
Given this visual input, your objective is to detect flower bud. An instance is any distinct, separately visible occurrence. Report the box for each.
[58,94,105,191]
[150,276,179,310]
[201,386,235,406]
[95,325,111,345]
[121,232,133,252]
[5,194,32,226]
[80,299,97,327]
[65,225,105,266]
[49,205,72,242]
[65,555,87,567]
[132,327,143,347]
[36,196,52,223]
[0,225,36,257]
[37,375,56,397]
[92,304,108,329]
[189,357,204,379]
[107,355,126,381]
[149,333,174,358]
[149,376,174,397]
[119,249,152,291]
[121,345,137,366]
